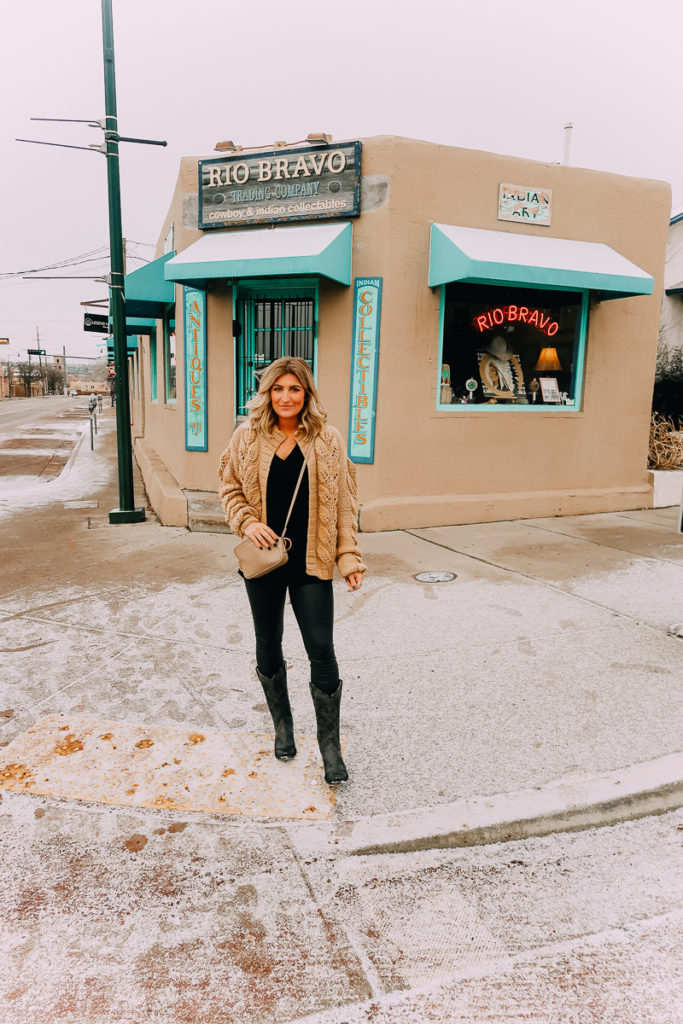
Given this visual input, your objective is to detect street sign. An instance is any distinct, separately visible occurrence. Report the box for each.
[84,313,109,333]
[27,348,46,355]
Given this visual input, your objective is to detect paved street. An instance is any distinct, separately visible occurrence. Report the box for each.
[0,399,682,1022]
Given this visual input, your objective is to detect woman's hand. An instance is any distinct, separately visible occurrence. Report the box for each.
[244,521,280,550]
[345,571,364,592]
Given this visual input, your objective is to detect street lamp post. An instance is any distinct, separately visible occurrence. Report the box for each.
[101,0,145,524]
[17,0,165,519]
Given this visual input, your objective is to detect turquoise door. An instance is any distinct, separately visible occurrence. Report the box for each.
[236,285,317,416]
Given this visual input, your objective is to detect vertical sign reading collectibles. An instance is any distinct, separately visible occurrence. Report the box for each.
[184,287,207,451]
[348,278,382,464]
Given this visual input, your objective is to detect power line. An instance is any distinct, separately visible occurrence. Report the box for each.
[0,241,153,279]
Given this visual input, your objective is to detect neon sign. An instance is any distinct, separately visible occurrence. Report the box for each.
[474,306,559,337]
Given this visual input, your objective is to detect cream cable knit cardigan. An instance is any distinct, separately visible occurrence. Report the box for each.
[218,423,366,581]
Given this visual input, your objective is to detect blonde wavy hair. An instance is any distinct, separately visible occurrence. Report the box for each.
[247,357,327,441]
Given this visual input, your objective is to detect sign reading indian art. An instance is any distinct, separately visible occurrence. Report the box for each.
[184,287,207,452]
[498,183,552,225]
[198,142,361,229]
[348,278,382,464]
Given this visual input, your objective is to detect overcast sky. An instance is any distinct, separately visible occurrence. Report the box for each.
[1,0,681,361]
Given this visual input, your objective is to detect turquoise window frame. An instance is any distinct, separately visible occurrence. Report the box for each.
[163,304,177,404]
[149,327,158,402]
[435,282,589,413]
[233,278,319,418]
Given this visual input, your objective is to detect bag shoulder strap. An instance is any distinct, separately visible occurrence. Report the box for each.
[281,439,315,540]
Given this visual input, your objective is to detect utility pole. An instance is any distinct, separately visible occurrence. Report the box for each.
[16,0,165,515]
[37,328,44,396]
[101,0,144,524]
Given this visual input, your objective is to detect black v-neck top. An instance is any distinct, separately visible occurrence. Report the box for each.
[266,444,318,581]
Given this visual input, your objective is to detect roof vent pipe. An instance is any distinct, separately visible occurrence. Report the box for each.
[562,122,574,166]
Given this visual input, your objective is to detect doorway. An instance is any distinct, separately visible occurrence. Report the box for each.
[235,283,317,416]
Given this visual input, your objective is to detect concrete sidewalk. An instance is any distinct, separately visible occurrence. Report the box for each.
[2,404,683,1024]
[1,403,682,847]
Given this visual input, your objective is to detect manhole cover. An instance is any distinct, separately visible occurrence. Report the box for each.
[414,570,456,583]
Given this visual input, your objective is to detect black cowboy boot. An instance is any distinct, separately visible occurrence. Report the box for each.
[309,681,348,784]
[256,664,296,760]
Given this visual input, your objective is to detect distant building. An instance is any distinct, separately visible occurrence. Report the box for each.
[66,377,109,395]
[659,210,683,362]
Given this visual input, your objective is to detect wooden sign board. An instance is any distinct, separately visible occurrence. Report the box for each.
[498,183,552,226]
[199,142,361,229]
[348,277,382,464]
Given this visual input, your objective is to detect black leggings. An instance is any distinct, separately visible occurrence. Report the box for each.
[244,570,339,692]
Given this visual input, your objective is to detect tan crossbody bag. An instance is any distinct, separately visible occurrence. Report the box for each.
[233,441,314,579]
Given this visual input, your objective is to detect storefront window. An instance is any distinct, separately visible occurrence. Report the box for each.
[163,306,176,403]
[438,282,587,410]
[131,349,140,400]
[149,328,158,402]
[235,284,316,417]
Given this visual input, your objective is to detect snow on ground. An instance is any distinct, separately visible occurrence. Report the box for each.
[0,417,115,522]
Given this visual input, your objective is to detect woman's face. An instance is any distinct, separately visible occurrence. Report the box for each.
[270,373,306,421]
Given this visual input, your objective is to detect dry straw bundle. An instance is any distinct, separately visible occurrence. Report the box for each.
[648,413,683,470]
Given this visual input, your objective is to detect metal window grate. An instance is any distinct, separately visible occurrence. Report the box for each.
[237,293,315,415]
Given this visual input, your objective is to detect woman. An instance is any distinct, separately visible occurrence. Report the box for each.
[218,357,365,784]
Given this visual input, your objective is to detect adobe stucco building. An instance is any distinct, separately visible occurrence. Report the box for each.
[125,135,670,531]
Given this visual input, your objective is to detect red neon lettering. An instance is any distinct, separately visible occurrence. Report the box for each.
[473,304,561,335]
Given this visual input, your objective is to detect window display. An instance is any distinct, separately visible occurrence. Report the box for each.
[438,282,586,409]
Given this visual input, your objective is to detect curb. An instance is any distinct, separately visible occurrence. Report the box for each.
[290,752,683,857]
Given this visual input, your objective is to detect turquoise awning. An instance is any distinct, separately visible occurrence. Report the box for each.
[428,224,654,300]
[164,222,353,287]
[105,335,138,356]
[125,253,176,317]
[109,317,157,336]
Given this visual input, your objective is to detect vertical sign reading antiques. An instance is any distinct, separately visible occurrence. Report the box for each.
[348,278,382,464]
[184,287,207,451]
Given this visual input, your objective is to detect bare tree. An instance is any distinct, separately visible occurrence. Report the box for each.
[45,363,64,394]
[15,361,40,397]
